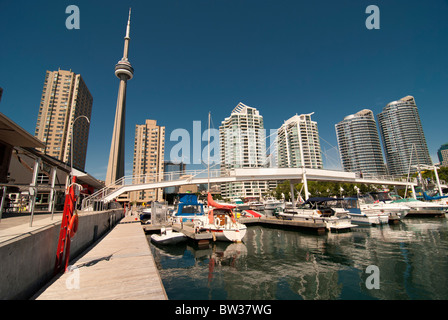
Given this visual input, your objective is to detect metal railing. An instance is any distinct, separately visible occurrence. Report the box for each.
[354,172,419,184]
[81,169,225,210]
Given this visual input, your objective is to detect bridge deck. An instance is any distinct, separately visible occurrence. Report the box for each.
[34,216,167,300]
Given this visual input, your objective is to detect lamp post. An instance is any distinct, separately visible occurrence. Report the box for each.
[70,115,90,177]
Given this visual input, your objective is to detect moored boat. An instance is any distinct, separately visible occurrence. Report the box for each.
[151,227,187,245]
[393,197,448,213]
[195,193,247,242]
[344,196,389,225]
[173,193,206,223]
[230,198,250,211]
[263,197,285,213]
[365,193,410,222]
[278,197,357,230]
[248,201,265,211]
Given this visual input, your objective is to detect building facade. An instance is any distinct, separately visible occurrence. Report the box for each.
[163,161,186,200]
[34,69,93,171]
[129,119,165,203]
[277,113,323,169]
[438,143,448,167]
[377,96,432,176]
[335,109,386,176]
[219,102,268,199]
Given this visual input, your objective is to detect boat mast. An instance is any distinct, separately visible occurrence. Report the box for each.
[207,111,211,193]
[404,143,415,198]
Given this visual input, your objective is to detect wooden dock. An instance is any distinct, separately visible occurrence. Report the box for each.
[407,209,447,218]
[33,216,167,300]
[241,216,327,233]
[143,216,327,243]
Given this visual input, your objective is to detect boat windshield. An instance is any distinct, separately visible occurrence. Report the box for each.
[389,193,403,201]
[370,192,393,202]
[343,198,360,209]
[358,194,375,205]
[180,205,203,214]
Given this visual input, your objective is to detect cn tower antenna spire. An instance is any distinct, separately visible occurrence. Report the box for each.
[123,7,132,61]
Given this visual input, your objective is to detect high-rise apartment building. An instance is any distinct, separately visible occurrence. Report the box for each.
[34,69,93,170]
[277,113,323,169]
[335,109,386,176]
[130,119,165,203]
[377,96,432,176]
[437,143,448,167]
[219,102,268,199]
[163,161,186,197]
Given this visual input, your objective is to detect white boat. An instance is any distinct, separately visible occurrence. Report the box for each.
[195,193,247,242]
[377,191,448,214]
[278,197,357,230]
[392,197,448,213]
[263,197,285,212]
[365,193,410,222]
[230,198,250,211]
[248,201,265,211]
[344,197,389,225]
[151,227,187,245]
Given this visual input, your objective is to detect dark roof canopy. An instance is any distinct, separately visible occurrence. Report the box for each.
[0,112,45,148]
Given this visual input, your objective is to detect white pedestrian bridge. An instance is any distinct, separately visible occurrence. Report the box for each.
[81,167,423,211]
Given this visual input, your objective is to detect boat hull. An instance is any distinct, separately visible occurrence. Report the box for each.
[150,233,187,245]
[208,226,247,242]
[279,211,356,230]
[347,212,388,225]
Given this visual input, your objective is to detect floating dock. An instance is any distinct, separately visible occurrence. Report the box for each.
[241,216,327,233]
[143,216,327,243]
[406,209,447,218]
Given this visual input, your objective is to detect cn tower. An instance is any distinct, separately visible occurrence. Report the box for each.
[105,9,134,185]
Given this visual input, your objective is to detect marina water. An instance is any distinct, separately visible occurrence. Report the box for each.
[148,216,448,300]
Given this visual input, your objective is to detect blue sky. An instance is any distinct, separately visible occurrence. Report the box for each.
[1,0,447,180]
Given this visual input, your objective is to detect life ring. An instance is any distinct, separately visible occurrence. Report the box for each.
[69,214,79,238]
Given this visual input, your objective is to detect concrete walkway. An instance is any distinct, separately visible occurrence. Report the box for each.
[33,217,167,300]
[0,212,63,244]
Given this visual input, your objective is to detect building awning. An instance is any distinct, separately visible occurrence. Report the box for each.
[0,112,45,148]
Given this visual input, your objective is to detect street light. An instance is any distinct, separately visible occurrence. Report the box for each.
[70,115,90,177]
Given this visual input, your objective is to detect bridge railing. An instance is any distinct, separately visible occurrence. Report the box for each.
[81,169,225,210]
[354,172,418,184]
[81,168,421,211]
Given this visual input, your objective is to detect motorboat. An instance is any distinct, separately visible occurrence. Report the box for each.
[344,196,389,225]
[366,193,411,222]
[230,198,250,211]
[173,193,206,223]
[278,197,357,230]
[150,227,187,245]
[263,197,285,213]
[194,193,247,242]
[391,197,448,214]
[410,187,448,212]
[139,207,152,224]
[248,201,265,211]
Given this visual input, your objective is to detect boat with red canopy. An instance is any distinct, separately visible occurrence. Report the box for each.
[194,193,247,242]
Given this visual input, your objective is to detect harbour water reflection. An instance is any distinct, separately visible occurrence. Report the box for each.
[148,216,448,300]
